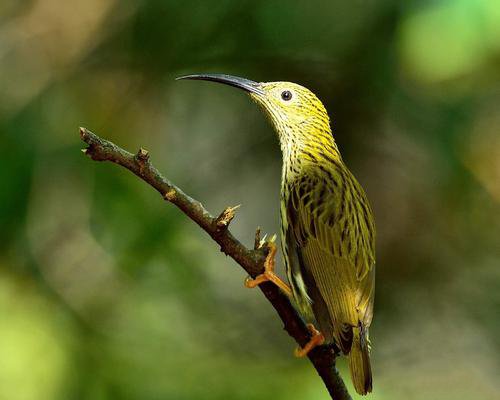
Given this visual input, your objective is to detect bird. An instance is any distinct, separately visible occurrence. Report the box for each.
[177,73,376,395]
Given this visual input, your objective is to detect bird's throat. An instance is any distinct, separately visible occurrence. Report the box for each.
[279,128,341,169]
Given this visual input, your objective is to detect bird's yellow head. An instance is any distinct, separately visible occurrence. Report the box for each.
[177,74,334,154]
[250,81,331,139]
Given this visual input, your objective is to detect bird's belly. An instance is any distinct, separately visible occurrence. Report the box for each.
[280,234,315,320]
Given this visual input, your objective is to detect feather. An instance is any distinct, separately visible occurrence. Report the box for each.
[282,165,375,393]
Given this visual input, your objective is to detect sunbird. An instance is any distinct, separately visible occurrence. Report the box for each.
[177,74,376,395]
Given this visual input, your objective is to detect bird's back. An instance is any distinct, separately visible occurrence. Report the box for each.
[281,157,375,394]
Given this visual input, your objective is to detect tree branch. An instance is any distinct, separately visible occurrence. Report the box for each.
[79,127,352,400]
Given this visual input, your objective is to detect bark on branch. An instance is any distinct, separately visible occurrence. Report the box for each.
[79,127,352,400]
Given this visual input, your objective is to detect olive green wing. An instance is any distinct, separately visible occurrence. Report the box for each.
[286,169,375,347]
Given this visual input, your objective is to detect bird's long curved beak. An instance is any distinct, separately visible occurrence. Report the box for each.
[176,73,264,95]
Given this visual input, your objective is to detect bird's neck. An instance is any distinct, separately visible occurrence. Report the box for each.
[279,127,342,181]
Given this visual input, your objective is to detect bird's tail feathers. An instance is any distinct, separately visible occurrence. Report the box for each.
[348,323,372,395]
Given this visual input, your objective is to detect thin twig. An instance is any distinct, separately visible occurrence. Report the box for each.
[79,127,352,400]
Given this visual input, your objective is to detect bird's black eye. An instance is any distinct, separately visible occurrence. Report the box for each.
[281,90,292,101]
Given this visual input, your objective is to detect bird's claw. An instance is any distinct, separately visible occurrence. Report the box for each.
[294,324,325,357]
[245,239,292,296]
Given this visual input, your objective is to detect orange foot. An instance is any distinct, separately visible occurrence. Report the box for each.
[294,324,325,357]
[244,241,292,296]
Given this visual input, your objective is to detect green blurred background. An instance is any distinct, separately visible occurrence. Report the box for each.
[1,0,500,399]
